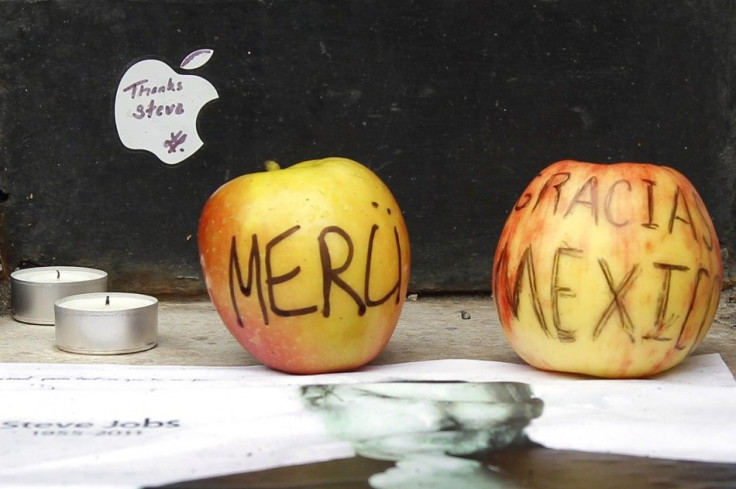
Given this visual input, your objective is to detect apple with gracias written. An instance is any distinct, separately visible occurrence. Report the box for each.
[492,160,722,378]
[198,157,411,374]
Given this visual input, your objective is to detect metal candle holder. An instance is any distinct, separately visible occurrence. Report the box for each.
[10,266,108,325]
[54,292,158,355]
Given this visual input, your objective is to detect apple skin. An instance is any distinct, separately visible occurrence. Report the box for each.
[492,160,722,378]
[198,157,411,374]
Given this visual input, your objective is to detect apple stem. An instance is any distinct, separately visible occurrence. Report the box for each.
[264,160,281,172]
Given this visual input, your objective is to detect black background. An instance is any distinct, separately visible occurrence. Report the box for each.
[1,0,734,295]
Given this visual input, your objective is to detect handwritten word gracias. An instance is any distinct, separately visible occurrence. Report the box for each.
[513,171,714,247]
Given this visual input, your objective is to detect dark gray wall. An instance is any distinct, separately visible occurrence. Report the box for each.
[1,0,735,295]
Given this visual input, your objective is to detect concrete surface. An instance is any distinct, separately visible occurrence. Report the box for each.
[1,294,735,376]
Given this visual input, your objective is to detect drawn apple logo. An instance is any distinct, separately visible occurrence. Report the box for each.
[114,49,219,165]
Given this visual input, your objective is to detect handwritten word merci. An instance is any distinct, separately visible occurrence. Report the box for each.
[229,224,404,326]
[122,77,185,119]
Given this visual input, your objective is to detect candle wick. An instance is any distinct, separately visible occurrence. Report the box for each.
[105,295,110,307]
[56,269,60,280]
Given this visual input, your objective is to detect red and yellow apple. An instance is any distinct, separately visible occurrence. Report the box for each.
[198,157,411,374]
[492,160,722,378]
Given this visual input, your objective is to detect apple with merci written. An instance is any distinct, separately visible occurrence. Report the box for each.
[492,160,722,378]
[198,157,411,374]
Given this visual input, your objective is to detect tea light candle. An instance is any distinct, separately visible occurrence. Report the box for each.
[54,292,158,355]
[11,266,108,325]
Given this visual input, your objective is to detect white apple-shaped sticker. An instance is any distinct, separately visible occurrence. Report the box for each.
[115,49,219,164]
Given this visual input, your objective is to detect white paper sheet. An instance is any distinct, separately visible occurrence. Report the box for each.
[0,354,734,488]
